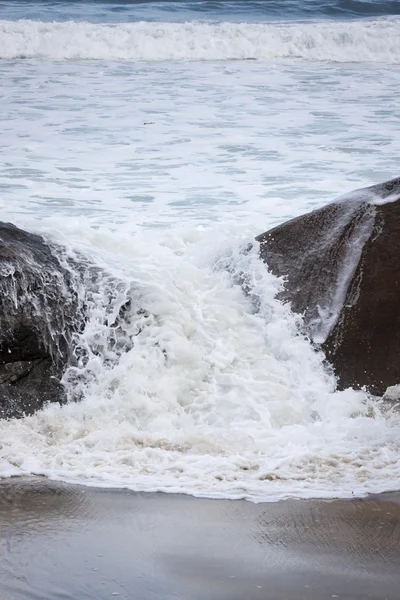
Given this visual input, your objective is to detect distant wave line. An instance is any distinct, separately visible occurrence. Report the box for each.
[1,18,400,62]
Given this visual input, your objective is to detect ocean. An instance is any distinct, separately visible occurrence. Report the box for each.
[1,0,400,502]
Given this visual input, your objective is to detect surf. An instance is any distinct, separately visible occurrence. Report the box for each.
[1,18,400,63]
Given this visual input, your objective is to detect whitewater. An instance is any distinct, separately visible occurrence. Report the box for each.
[1,0,400,502]
[2,18,400,62]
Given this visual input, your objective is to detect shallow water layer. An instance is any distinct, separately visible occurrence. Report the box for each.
[1,479,400,600]
[0,0,400,502]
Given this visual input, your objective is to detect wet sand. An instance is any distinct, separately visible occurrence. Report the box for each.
[0,479,399,600]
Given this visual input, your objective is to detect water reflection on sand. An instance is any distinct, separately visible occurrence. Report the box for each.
[0,478,399,600]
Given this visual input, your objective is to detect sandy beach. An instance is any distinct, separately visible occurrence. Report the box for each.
[0,478,398,600]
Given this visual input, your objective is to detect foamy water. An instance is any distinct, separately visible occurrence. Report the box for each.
[1,0,400,501]
[2,226,400,501]
[2,18,400,62]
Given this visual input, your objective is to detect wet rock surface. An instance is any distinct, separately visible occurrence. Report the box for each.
[0,222,136,420]
[257,177,400,395]
[0,222,81,419]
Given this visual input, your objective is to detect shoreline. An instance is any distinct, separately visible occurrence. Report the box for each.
[1,477,399,600]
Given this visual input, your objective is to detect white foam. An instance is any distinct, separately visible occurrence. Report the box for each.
[1,18,400,62]
[1,37,400,501]
[0,225,400,502]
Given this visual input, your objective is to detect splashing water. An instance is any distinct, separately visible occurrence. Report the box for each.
[1,0,400,501]
[1,19,400,62]
[0,224,399,501]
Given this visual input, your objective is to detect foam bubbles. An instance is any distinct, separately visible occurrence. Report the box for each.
[1,18,400,62]
[1,13,400,501]
[0,226,400,501]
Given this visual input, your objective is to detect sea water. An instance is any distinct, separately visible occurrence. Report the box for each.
[0,0,400,502]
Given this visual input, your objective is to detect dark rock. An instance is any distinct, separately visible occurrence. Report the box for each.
[256,177,400,396]
[0,222,82,419]
[0,221,140,420]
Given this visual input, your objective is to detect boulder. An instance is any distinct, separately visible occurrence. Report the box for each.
[0,222,82,418]
[0,222,137,420]
[256,177,400,396]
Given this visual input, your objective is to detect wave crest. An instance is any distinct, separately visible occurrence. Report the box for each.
[1,18,400,62]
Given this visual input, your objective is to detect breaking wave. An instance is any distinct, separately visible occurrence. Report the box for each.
[1,18,400,62]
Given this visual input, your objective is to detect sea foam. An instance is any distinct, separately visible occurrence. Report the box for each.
[1,18,400,62]
[0,226,399,502]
